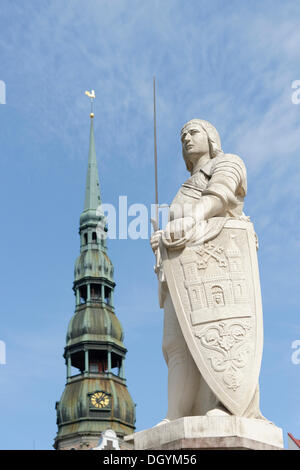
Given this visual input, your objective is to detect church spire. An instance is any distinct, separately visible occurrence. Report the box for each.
[79,92,106,243]
[54,91,136,450]
[83,116,101,212]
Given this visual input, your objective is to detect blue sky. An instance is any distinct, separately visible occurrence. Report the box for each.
[0,0,300,449]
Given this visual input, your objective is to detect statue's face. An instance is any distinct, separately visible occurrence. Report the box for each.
[181,123,210,159]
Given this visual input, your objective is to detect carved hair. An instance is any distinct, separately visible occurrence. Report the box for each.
[181,119,223,172]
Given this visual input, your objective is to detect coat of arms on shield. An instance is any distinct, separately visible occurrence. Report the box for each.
[162,219,263,416]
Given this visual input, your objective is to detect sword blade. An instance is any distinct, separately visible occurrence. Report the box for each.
[153,76,159,230]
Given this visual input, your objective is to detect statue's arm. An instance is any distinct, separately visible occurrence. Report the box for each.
[195,153,247,221]
[157,154,247,247]
[193,194,224,221]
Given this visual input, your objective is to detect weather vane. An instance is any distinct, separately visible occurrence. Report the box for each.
[85,89,96,118]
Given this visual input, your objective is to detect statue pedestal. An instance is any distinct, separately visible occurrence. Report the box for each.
[124,416,284,450]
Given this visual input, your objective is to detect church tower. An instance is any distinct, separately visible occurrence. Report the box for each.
[54,102,136,450]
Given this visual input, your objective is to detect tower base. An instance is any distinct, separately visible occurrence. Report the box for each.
[124,416,284,450]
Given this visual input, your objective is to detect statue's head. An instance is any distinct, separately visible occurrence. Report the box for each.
[180,119,222,172]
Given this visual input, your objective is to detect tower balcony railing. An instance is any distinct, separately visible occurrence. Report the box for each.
[67,370,126,384]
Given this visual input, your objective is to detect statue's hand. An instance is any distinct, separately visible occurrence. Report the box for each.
[150,230,164,253]
[164,216,195,242]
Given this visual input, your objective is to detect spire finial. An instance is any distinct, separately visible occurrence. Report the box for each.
[85,89,96,118]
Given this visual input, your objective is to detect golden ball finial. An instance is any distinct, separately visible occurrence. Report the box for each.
[85,90,96,119]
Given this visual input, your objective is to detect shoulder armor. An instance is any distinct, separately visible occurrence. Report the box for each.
[212,153,247,196]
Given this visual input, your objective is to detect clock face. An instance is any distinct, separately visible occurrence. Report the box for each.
[90,391,110,409]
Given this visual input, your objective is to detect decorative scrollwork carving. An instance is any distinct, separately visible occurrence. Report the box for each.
[195,320,251,391]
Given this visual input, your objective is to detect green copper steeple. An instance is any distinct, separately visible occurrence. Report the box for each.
[54,109,135,450]
[75,116,112,304]
[79,116,107,255]
[84,117,101,211]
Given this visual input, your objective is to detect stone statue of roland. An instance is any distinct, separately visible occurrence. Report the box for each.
[151,119,266,425]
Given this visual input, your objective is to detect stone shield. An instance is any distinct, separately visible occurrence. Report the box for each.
[161,219,263,416]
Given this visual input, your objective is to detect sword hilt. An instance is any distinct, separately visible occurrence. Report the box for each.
[150,218,161,274]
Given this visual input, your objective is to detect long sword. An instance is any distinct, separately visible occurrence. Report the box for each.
[151,77,161,273]
[152,76,159,231]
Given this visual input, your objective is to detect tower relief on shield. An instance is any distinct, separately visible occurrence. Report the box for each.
[181,234,250,322]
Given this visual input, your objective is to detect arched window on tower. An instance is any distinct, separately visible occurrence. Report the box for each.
[89,350,108,373]
[68,351,85,378]
[212,285,225,307]
[92,232,97,243]
[111,352,123,377]
[84,233,88,245]
[79,285,87,304]
[90,284,101,303]
[104,286,111,305]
